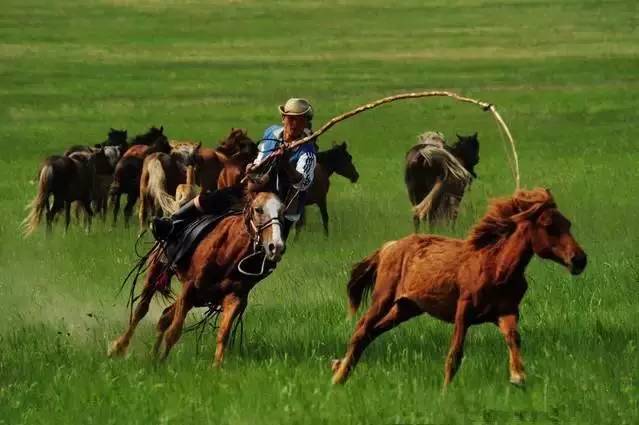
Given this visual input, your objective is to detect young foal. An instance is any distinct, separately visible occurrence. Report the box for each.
[332,189,587,386]
[109,191,285,364]
[295,141,360,237]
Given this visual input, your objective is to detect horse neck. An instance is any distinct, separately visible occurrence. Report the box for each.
[317,151,336,176]
[480,223,534,284]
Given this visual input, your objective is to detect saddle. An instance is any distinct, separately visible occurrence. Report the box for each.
[163,209,242,268]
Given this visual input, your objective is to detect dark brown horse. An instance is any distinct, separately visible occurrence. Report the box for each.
[332,189,587,386]
[197,129,256,192]
[295,141,359,237]
[22,149,109,235]
[108,190,286,364]
[405,132,479,231]
[110,126,170,226]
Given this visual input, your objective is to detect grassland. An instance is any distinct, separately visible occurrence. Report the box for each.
[1,0,638,424]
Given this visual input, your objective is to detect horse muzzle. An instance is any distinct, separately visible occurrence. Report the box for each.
[569,252,587,275]
[265,241,285,262]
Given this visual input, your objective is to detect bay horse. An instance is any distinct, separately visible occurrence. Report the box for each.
[110,126,170,226]
[216,151,257,189]
[197,128,256,192]
[108,189,286,364]
[331,188,587,386]
[295,141,359,237]
[405,132,479,231]
[138,142,201,230]
[22,149,108,236]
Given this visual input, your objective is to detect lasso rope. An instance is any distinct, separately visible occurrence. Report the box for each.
[277,90,520,190]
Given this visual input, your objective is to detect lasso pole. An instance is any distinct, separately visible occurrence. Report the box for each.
[256,91,521,189]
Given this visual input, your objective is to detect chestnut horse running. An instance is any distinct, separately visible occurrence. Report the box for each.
[108,190,286,364]
[332,188,587,386]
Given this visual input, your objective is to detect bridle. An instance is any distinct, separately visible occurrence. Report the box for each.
[238,206,283,277]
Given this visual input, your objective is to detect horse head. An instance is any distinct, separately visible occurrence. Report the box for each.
[516,189,587,276]
[326,141,360,183]
[171,142,202,168]
[105,128,128,147]
[450,133,480,178]
[245,191,285,262]
[217,128,256,157]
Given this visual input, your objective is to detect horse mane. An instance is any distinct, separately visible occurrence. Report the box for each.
[468,188,556,248]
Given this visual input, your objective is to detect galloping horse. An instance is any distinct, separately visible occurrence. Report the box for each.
[22,149,109,235]
[331,189,587,386]
[108,189,286,364]
[110,126,170,226]
[197,129,256,192]
[138,142,201,230]
[405,132,480,230]
[295,141,359,237]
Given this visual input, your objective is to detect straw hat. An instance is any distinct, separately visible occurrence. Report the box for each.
[278,98,313,119]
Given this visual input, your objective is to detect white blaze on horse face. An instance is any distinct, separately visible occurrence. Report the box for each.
[260,194,285,261]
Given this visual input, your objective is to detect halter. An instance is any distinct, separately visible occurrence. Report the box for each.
[238,207,283,277]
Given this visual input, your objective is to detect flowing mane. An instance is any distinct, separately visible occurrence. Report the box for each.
[468,188,556,248]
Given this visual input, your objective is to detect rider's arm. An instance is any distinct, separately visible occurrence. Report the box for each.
[290,151,316,191]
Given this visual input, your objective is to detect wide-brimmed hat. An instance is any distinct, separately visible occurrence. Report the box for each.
[279,98,313,119]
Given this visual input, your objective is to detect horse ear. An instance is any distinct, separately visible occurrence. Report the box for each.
[456,133,462,140]
[196,141,202,150]
[160,126,164,132]
[341,141,347,149]
[473,132,478,138]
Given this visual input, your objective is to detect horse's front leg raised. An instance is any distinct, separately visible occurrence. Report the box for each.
[214,293,247,367]
[498,313,526,385]
[444,297,471,387]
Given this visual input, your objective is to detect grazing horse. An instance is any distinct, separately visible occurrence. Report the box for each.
[22,150,107,236]
[295,141,360,237]
[138,142,201,230]
[108,190,286,364]
[197,128,256,192]
[110,126,170,226]
[331,189,587,386]
[405,132,480,231]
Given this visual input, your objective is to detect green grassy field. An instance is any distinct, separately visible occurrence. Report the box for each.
[1,0,638,423]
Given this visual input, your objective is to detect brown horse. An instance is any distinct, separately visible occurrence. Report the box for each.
[331,188,587,386]
[405,132,480,231]
[197,129,256,192]
[108,190,286,364]
[217,151,257,189]
[110,126,170,226]
[22,149,108,236]
[138,142,201,230]
[295,141,359,237]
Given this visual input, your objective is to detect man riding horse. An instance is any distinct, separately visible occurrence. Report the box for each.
[150,98,317,241]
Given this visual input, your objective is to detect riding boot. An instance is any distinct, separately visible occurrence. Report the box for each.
[150,198,201,241]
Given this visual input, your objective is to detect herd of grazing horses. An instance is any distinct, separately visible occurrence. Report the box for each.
[23,126,587,387]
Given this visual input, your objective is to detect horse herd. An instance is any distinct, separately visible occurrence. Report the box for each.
[22,126,360,237]
[21,126,587,387]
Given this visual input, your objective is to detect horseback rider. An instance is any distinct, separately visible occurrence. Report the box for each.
[150,98,317,241]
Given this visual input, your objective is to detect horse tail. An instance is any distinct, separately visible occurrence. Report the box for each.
[146,156,178,215]
[22,163,53,237]
[346,249,381,316]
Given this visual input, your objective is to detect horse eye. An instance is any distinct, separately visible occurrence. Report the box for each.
[255,207,264,214]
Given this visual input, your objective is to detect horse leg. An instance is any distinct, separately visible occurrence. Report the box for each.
[46,197,64,234]
[81,200,93,233]
[160,281,195,362]
[318,199,329,236]
[138,194,148,233]
[111,192,120,226]
[153,304,176,358]
[124,192,137,227]
[108,254,162,357]
[64,201,71,234]
[498,313,526,385]
[294,208,306,241]
[443,298,471,386]
[214,293,248,367]
[332,298,420,384]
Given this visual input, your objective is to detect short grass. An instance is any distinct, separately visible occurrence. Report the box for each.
[0,0,637,424]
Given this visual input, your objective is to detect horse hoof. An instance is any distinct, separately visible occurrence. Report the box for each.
[107,340,127,358]
[331,359,341,373]
[509,374,526,386]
